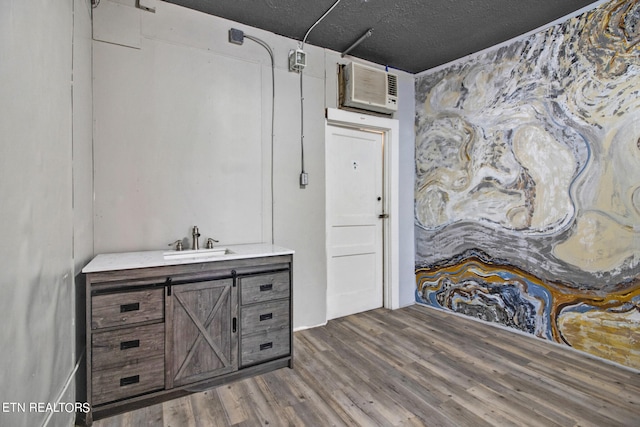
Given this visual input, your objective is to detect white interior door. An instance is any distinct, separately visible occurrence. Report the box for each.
[326,125,384,320]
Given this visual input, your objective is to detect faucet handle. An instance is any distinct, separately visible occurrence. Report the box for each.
[206,238,219,249]
[168,240,184,251]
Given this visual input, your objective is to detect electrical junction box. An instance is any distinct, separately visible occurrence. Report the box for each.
[229,28,244,45]
[289,49,306,72]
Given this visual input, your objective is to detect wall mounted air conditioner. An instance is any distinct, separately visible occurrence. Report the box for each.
[342,62,398,114]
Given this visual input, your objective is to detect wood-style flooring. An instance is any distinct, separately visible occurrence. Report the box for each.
[94,305,640,426]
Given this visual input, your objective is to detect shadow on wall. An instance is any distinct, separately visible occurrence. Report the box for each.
[414,0,640,370]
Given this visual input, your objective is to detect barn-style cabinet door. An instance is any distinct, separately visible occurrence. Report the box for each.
[166,278,238,388]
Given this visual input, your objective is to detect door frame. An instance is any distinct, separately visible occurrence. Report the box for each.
[325,107,400,311]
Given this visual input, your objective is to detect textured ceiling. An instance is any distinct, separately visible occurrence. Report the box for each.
[164,0,598,73]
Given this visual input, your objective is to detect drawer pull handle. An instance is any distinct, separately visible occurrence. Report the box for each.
[120,339,140,350]
[259,342,273,351]
[259,284,273,292]
[259,313,273,321]
[120,303,140,313]
[120,375,140,387]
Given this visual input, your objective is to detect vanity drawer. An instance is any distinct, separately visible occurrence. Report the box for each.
[92,323,164,371]
[241,299,289,335]
[240,328,290,367]
[92,355,165,405]
[240,271,290,305]
[92,288,164,329]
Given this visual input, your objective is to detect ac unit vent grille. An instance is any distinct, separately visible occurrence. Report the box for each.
[387,74,398,97]
[342,62,398,114]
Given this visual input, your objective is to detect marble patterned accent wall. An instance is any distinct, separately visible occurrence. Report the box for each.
[415,0,640,369]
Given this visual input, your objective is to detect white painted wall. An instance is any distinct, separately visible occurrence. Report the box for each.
[0,1,92,426]
[92,0,415,331]
[74,1,95,274]
[72,0,95,418]
[92,0,326,328]
[395,69,417,308]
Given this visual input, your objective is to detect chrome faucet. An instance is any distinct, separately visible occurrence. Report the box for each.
[192,226,200,250]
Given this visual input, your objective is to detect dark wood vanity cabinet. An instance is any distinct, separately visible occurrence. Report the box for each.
[79,254,292,425]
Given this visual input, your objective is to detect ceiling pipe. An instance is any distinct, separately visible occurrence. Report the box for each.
[341,28,373,57]
[302,0,344,48]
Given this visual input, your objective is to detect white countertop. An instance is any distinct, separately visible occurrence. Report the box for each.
[82,243,294,273]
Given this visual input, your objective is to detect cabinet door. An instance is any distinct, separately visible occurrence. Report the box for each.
[167,279,237,387]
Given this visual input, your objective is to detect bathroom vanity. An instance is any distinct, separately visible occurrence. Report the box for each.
[78,244,294,425]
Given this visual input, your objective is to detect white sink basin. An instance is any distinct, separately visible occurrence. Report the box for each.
[163,248,232,259]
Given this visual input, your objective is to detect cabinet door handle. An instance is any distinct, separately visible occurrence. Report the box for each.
[259,284,273,292]
[165,277,172,296]
[120,339,140,350]
[232,317,237,333]
[259,342,273,351]
[259,313,273,321]
[120,375,140,387]
[120,303,140,313]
